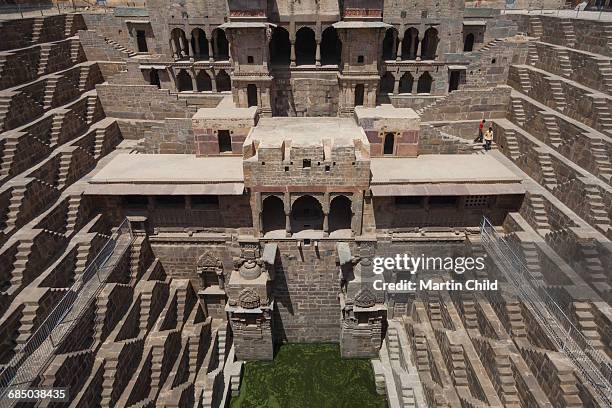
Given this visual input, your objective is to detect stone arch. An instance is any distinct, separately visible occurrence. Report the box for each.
[191,28,208,59]
[321,26,341,65]
[291,195,323,233]
[213,28,229,60]
[402,27,419,60]
[196,70,212,92]
[247,84,258,107]
[329,195,352,233]
[417,72,433,94]
[464,33,475,52]
[379,72,394,94]
[216,70,231,92]
[382,27,398,60]
[399,72,413,94]
[262,195,285,234]
[383,132,395,155]
[176,69,192,91]
[269,26,291,65]
[171,28,188,59]
[421,28,439,60]
[295,26,316,65]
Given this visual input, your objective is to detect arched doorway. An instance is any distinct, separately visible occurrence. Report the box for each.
[149,68,160,88]
[329,195,352,233]
[213,29,229,60]
[176,69,192,91]
[449,70,461,92]
[269,27,291,65]
[321,26,341,65]
[382,28,398,60]
[417,72,433,94]
[383,133,395,155]
[262,196,285,235]
[399,72,413,94]
[191,28,208,59]
[196,71,212,92]
[291,195,323,233]
[464,33,475,52]
[295,27,316,65]
[216,70,231,92]
[402,28,419,60]
[354,84,365,106]
[171,28,188,59]
[379,72,394,94]
[136,30,148,52]
[421,28,439,60]
[247,84,258,107]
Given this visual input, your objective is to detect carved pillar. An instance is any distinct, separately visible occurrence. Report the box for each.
[178,34,186,57]
[290,42,296,67]
[211,71,217,92]
[393,75,399,95]
[208,38,214,62]
[171,37,178,59]
[323,192,330,237]
[188,37,195,61]
[416,36,422,61]
[284,193,291,237]
[190,71,197,91]
[316,41,321,67]
[396,37,403,61]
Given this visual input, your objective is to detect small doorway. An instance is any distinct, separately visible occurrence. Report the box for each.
[149,68,160,88]
[383,133,395,155]
[136,30,148,53]
[354,84,364,106]
[247,84,258,107]
[464,33,475,52]
[218,130,232,153]
[449,70,461,92]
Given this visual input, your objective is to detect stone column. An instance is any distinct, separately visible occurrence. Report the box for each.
[323,192,330,237]
[208,38,214,62]
[188,37,195,61]
[178,34,186,58]
[211,72,217,92]
[290,42,296,67]
[191,71,197,91]
[396,37,403,61]
[316,41,321,67]
[416,36,422,61]
[411,76,417,94]
[254,192,262,237]
[284,193,291,237]
[171,37,179,59]
[393,75,400,95]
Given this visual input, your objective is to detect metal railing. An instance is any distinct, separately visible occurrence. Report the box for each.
[0,1,108,20]
[0,219,133,406]
[480,217,612,405]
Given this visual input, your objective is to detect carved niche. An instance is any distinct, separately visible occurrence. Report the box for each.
[354,288,376,308]
[238,288,261,309]
[197,252,225,289]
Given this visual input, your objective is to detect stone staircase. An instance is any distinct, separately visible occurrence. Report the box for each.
[589,140,612,183]
[571,302,606,350]
[577,244,609,293]
[15,301,38,346]
[510,98,526,127]
[501,130,521,160]
[0,95,12,130]
[78,65,90,92]
[43,76,60,110]
[536,150,558,190]
[541,113,562,148]
[515,66,532,93]
[559,20,576,48]
[386,325,400,364]
[0,138,19,179]
[519,242,545,281]
[217,327,227,365]
[86,95,101,124]
[504,300,527,338]
[527,194,551,235]
[530,17,543,38]
[103,37,137,58]
[4,185,26,233]
[583,185,610,231]
[545,78,567,113]
[555,47,573,78]
[9,240,34,294]
[527,43,539,66]
[65,195,81,235]
[30,18,44,44]
[37,43,52,76]
[57,151,72,190]
[592,97,612,136]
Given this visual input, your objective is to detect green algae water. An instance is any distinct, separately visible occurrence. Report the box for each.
[230,343,387,408]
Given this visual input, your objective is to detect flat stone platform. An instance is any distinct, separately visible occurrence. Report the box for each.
[247,117,367,147]
[86,154,245,195]
[370,154,525,196]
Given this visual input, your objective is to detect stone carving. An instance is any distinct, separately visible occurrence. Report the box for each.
[354,289,376,308]
[238,288,261,309]
[239,259,263,280]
